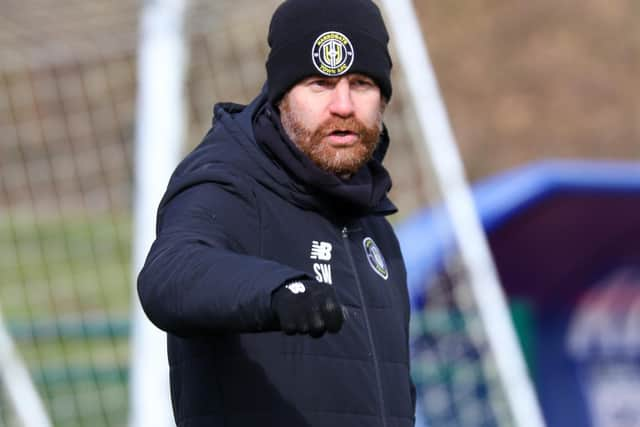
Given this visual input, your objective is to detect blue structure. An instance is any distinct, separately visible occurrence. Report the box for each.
[398,160,640,427]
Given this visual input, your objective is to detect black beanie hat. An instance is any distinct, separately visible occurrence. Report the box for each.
[266,0,393,103]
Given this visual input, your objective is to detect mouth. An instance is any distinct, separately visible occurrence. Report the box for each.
[326,130,359,146]
[330,129,357,137]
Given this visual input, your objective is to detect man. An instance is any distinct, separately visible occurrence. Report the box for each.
[137,0,416,425]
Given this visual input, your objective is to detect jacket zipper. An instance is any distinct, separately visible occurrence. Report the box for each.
[341,226,388,427]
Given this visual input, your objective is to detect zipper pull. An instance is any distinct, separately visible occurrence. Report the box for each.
[341,226,348,237]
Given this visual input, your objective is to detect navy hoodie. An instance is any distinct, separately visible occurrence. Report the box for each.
[138,88,416,427]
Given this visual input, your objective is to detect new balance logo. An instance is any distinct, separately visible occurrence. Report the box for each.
[310,241,333,284]
[310,241,332,261]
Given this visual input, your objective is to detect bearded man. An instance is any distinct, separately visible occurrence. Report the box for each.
[137,0,416,426]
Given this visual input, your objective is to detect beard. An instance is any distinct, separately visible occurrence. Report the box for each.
[279,98,384,177]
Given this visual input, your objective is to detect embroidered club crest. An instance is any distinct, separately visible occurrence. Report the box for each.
[363,237,388,280]
[311,31,355,76]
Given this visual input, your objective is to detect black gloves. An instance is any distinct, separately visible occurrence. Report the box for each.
[271,279,344,338]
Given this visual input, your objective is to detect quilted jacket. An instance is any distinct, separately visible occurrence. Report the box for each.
[138,88,415,427]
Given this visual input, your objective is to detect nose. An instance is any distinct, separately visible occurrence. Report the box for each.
[328,78,354,117]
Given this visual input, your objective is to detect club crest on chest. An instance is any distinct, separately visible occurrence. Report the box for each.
[363,237,389,280]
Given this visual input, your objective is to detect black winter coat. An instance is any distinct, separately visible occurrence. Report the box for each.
[138,89,416,427]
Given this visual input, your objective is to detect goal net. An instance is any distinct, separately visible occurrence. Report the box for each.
[0,1,534,426]
[0,1,136,425]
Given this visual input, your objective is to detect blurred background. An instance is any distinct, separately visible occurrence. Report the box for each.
[0,0,637,426]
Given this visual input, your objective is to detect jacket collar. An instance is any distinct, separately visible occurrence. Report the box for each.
[214,85,397,217]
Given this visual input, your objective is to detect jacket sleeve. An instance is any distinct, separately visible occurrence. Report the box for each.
[137,177,308,337]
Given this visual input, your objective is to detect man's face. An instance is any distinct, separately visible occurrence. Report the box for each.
[279,73,385,177]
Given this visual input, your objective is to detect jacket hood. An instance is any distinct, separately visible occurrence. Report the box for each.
[160,85,396,220]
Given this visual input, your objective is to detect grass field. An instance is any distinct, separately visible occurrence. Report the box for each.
[0,213,132,427]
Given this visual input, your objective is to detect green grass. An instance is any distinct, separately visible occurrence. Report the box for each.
[0,213,131,318]
[0,213,132,427]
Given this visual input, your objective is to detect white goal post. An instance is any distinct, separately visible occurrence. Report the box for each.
[379,0,546,426]
[0,308,51,427]
[129,0,188,426]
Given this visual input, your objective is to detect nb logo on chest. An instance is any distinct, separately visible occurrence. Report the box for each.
[310,241,333,285]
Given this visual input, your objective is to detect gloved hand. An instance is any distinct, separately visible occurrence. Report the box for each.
[271,279,344,338]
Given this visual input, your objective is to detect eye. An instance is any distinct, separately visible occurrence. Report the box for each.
[308,78,333,89]
[352,77,375,89]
